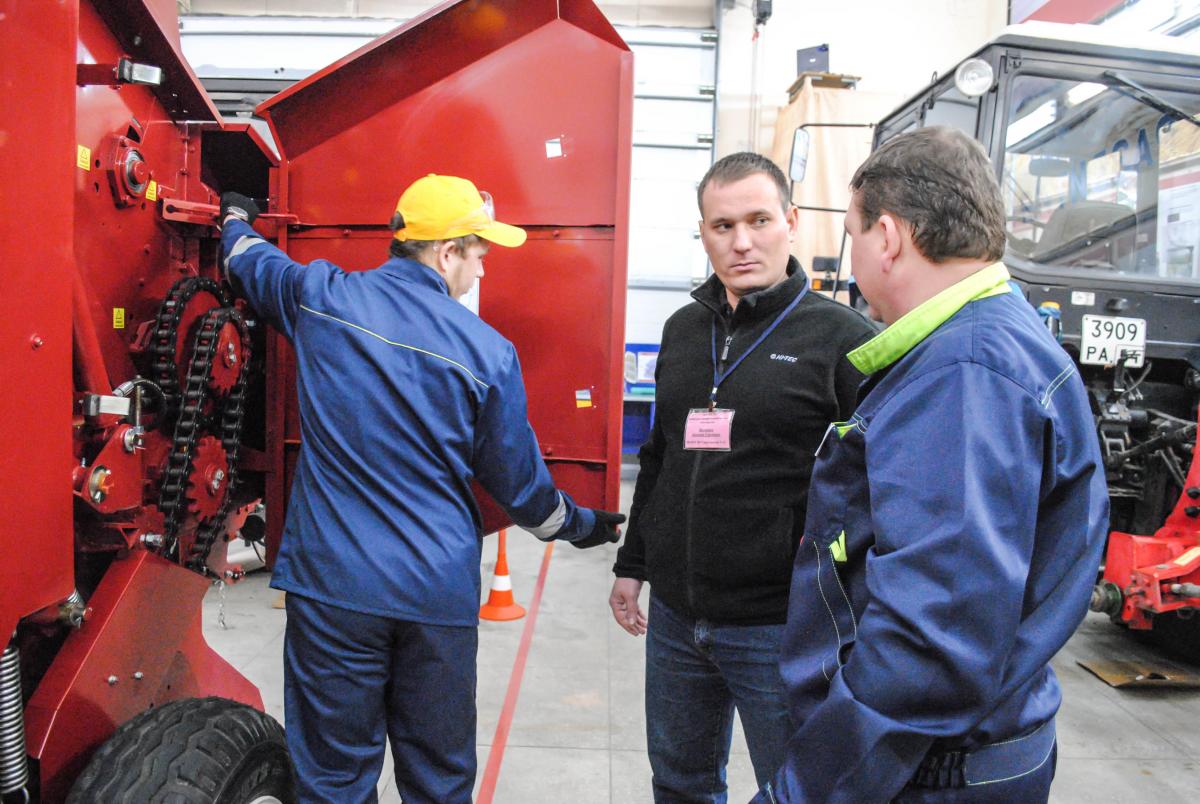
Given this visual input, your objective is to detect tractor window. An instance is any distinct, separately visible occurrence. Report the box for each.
[923,84,980,137]
[1001,74,1200,285]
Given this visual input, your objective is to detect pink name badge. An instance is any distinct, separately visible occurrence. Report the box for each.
[684,408,735,451]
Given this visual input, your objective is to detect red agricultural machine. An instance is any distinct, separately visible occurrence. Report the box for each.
[0,0,629,800]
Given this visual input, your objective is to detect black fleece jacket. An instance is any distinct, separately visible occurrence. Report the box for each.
[613,259,877,624]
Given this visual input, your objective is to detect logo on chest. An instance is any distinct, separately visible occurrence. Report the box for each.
[769,353,798,363]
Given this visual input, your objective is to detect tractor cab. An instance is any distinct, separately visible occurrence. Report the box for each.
[795,22,1200,656]
[871,23,1200,533]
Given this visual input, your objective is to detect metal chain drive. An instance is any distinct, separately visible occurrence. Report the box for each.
[155,294,251,575]
[150,277,231,421]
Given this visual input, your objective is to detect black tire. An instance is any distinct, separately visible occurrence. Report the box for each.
[67,696,294,804]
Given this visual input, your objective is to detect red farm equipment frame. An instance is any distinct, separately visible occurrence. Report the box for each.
[0,0,630,800]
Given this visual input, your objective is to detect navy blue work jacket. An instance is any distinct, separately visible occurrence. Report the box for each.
[221,220,591,626]
[758,267,1109,802]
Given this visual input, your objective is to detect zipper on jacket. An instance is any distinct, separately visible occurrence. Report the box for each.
[685,449,703,613]
[696,321,729,612]
[691,322,731,609]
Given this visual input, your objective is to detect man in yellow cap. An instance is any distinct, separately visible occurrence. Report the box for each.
[218,176,624,804]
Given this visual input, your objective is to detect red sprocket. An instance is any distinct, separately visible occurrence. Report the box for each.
[207,318,245,396]
[185,436,230,522]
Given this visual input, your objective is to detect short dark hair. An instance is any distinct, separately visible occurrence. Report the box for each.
[388,227,484,261]
[697,152,791,216]
[850,126,1005,263]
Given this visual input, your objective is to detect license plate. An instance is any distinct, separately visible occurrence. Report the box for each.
[1080,314,1146,368]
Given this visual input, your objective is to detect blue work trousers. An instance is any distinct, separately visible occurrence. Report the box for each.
[283,593,477,804]
[645,595,793,804]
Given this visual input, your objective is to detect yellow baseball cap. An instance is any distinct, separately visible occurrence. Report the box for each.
[392,174,526,248]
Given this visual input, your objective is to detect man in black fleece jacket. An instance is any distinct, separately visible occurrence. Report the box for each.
[610,152,876,802]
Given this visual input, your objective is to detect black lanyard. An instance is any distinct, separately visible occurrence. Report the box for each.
[708,282,807,408]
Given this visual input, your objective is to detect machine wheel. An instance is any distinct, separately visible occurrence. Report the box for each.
[67,697,294,804]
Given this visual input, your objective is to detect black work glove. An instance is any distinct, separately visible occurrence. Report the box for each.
[570,509,625,549]
[220,192,260,225]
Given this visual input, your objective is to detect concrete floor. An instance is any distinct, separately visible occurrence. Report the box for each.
[202,478,1200,803]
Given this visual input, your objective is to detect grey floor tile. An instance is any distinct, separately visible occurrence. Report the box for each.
[1051,758,1200,802]
[202,475,1200,803]
[485,746,610,804]
[500,661,612,750]
[608,662,646,752]
[1052,659,1188,760]
[609,747,761,803]
[610,748,653,803]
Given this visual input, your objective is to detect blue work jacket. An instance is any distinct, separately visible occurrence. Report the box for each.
[221,220,592,626]
[758,264,1109,802]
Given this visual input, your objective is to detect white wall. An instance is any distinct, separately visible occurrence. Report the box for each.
[715,0,1009,156]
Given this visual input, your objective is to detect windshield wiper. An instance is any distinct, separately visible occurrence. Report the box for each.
[1103,70,1200,130]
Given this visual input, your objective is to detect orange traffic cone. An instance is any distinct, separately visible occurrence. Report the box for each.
[480,529,526,621]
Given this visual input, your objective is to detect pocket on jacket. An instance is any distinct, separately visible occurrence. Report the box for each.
[690,499,796,590]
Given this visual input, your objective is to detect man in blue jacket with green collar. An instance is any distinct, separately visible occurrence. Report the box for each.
[755,127,1108,803]
[218,175,623,803]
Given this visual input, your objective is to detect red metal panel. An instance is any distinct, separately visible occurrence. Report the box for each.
[262,0,565,160]
[0,0,78,639]
[257,0,632,532]
[25,552,261,803]
[74,1,209,389]
[608,51,634,512]
[283,226,624,532]
[88,0,220,122]
[278,20,626,227]
[1,2,277,797]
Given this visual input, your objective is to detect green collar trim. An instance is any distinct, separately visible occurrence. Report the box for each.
[848,262,1011,375]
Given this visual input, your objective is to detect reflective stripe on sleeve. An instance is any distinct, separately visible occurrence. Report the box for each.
[223,234,266,270]
[528,492,567,541]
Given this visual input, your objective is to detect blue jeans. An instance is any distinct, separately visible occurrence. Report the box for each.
[645,596,793,804]
[284,593,477,804]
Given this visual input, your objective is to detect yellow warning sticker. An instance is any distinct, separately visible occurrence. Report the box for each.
[77,145,92,171]
[1174,546,1200,567]
[113,308,126,329]
[145,180,157,202]
[575,389,593,409]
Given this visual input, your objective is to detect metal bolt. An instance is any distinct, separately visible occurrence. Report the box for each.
[133,671,144,681]
[141,533,163,549]
[122,427,144,453]
[30,335,44,349]
[226,341,238,366]
[107,675,118,686]
[210,469,225,494]
[88,467,112,503]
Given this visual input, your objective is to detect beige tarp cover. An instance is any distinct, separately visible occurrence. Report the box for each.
[769,78,905,296]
